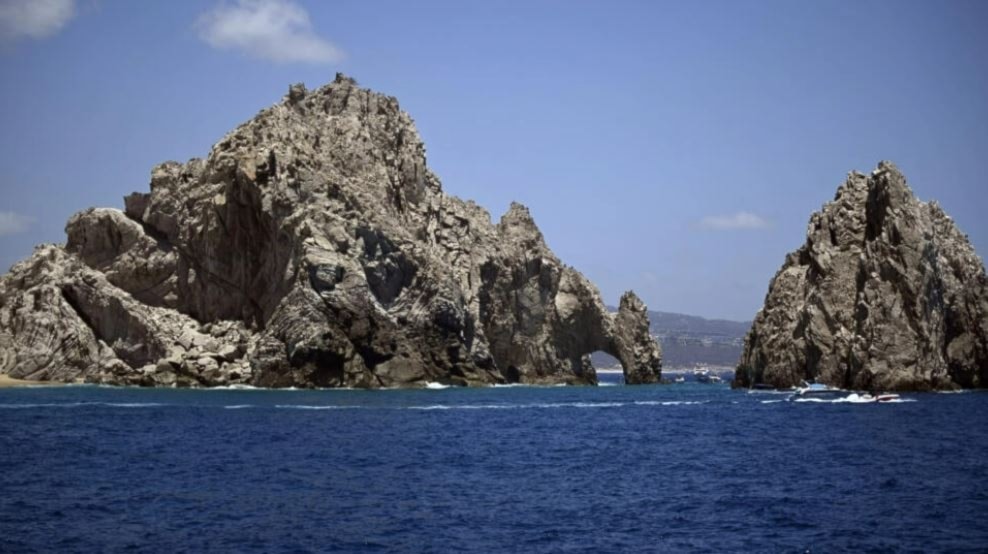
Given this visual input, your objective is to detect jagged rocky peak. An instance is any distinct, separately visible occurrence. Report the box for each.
[0,74,662,388]
[613,291,663,384]
[736,161,988,391]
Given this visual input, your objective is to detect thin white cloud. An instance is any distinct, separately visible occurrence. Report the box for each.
[640,271,659,285]
[696,211,771,231]
[196,0,344,64]
[0,0,75,42]
[0,211,34,236]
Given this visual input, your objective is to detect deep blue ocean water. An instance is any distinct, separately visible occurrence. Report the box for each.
[1,375,987,553]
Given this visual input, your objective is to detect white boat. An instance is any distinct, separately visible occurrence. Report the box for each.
[793,382,845,398]
[693,368,722,383]
[869,393,901,403]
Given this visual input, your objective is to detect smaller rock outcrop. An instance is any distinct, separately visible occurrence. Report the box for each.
[736,162,988,391]
[613,292,662,384]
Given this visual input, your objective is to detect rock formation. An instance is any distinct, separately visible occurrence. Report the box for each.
[0,74,661,388]
[736,162,988,391]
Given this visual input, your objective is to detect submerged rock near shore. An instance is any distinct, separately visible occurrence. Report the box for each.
[0,74,661,388]
[736,162,988,391]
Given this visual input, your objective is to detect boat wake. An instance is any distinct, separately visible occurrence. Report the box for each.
[274,404,363,410]
[793,393,914,404]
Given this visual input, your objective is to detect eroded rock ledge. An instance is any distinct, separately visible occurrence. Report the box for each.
[736,162,988,391]
[0,74,662,388]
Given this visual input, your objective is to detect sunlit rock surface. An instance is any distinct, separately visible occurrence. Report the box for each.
[0,75,661,388]
[736,162,988,391]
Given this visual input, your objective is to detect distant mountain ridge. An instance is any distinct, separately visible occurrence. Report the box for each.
[593,309,751,369]
[647,310,751,341]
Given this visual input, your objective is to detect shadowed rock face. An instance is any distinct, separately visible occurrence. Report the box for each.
[0,74,661,388]
[736,162,988,391]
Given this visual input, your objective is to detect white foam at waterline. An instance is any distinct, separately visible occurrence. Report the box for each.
[632,400,706,406]
[207,384,260,391]
[274,404,361,410]
[760,399,785,404]
[247,400,714,411]
[424,382,450,390]
[1,383,134,390]
[836,394,914,404]
[490,383,609,388]
[408,404,514,410]
[832,393,875,404]
[410,401,628,410]
[793,394,916,404]
[223,404,254,409]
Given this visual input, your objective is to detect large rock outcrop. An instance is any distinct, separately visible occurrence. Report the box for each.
[736,162,988,391]
[0,75,661,388]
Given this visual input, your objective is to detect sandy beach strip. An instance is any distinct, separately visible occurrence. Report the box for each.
[0,374,67,388]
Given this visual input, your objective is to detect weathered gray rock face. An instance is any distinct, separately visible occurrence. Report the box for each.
[736,162,988,391]
[0,245,252,387]
[0,74,661,388]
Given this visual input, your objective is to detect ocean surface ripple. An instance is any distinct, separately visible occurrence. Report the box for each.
[1,378,986,553]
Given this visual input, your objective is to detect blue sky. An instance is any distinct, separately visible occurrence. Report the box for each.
[0,0,985,321]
